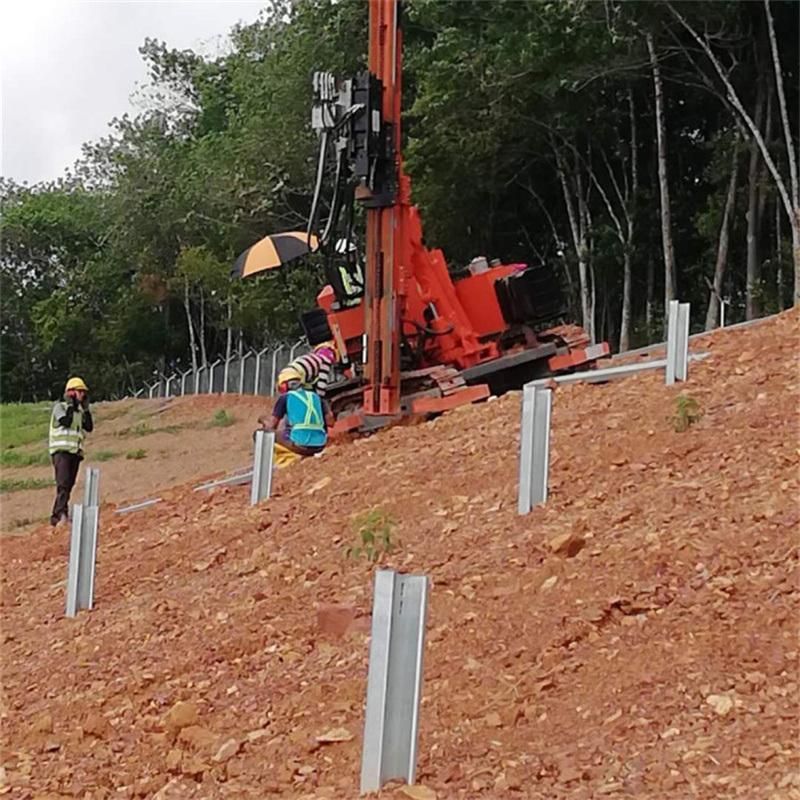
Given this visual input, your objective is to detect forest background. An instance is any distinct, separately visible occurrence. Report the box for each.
[1,0,797,401]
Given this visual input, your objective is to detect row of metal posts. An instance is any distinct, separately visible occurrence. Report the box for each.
[518,299,693,514]
[66,300,699,793]
[136,340,308,400]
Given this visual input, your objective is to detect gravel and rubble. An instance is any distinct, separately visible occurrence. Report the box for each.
[1,308,798,799]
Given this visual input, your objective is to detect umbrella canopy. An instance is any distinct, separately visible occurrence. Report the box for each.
[232,231,318,279]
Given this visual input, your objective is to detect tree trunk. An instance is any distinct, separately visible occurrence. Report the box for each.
[555,146,594,339]
[776,198,784,310]
[671,2,800,302]
[225,295,233,363]
[746,74,766,320]
[183,277,198,373]
[619,86,639,352]
[646,33,677,324]
[198,290,208,367]
[765,0,800,302]
[706,143,740,330]
[646,253,655,331]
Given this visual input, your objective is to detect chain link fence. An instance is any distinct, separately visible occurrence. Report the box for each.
[130,340,309,400]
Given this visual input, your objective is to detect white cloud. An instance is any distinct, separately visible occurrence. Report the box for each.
[0,1,265,184]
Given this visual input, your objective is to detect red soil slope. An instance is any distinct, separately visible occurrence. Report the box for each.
[1,309,798,799]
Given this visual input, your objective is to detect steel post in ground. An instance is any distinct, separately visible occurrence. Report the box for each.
[239,352,250,394]
[720,300,727,328]
[676,302,690,382]
[665,300,679,385]
[83,467,100,508]
[517,385,552,514]
[666,301,690,385]
[250,431,274,505]
[147,383,157,399]
[360,569,429,794]
[65,503,99,617]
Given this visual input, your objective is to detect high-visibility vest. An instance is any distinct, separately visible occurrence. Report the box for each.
[48,402,85,455]
[286,389,327,448]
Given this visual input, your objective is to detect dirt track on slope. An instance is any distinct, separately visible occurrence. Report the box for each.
[1,310,799,799]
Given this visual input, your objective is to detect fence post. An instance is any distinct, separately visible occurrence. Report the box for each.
[239,351,251,394]
[517,385,553,514]
[360,569,429,794]
[254,348,268,396]
[269,346,284,397]
[180,369,193,396]
[250,430,275,505]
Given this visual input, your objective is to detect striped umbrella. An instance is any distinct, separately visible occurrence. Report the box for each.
[232,231,319,279]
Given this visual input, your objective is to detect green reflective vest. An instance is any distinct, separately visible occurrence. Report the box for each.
[49,402,85,455]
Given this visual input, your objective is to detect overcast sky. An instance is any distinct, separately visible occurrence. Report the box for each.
[0,1,266,185]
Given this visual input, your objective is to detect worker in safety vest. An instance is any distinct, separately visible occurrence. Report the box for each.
[335,238,364,308]
[258,367,333,457]
[49,377,94,526]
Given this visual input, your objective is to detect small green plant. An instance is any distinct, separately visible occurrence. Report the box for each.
[346,508,396,562]
[210,409,235,428]
[126,449,147,460]
[671,393,703,432]
[0,477,54,494]
[92,450,119,462]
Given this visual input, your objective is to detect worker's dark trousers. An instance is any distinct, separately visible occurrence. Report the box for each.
[51,452,82,525]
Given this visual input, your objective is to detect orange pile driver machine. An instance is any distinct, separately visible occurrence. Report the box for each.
[265,0,608,432]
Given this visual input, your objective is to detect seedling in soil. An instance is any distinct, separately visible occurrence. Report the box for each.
[671,393,702,432]
[346,508,396,562]
[126,449,148,460]
[210,409,235,428]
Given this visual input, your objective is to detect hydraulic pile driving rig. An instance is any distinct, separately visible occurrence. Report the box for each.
[241,0,609,433]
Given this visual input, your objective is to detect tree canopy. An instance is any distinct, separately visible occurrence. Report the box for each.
[2,0,797,400]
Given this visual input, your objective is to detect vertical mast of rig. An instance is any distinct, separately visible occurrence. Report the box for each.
[362,0,407,418]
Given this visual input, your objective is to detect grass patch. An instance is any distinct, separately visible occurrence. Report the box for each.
[5,515,49,530]
[92,450,119,462]
[117,421,193,438]
[0,402,51,450]
[0,477,54,494]
[126,449,147,460]
[209,409,235,428]
[0,449,50,468]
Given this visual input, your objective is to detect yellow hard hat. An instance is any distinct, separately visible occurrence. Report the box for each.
[277,366,303,388]
[65,377,88,392]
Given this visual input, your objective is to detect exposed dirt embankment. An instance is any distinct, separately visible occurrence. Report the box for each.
[1,309,798,799]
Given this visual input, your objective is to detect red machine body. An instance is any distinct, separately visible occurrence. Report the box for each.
[311,0,607,431]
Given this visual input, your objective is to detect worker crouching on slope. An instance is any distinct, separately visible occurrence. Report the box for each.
[49,377,94,527]
[258,367,334,457]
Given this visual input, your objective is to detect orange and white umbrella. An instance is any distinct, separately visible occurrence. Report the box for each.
[232,231,319,279]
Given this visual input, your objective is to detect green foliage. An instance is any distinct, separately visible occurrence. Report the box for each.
[92,450,119,462]
[117,421,190,437]
[0,403,51,449]
[2,0,797,400]
[0,477,54,494]
[671,394,703,433]
[126,449,148,460]
[0,450,50,468]
[210,409,235,427]
[346,508,396,562]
